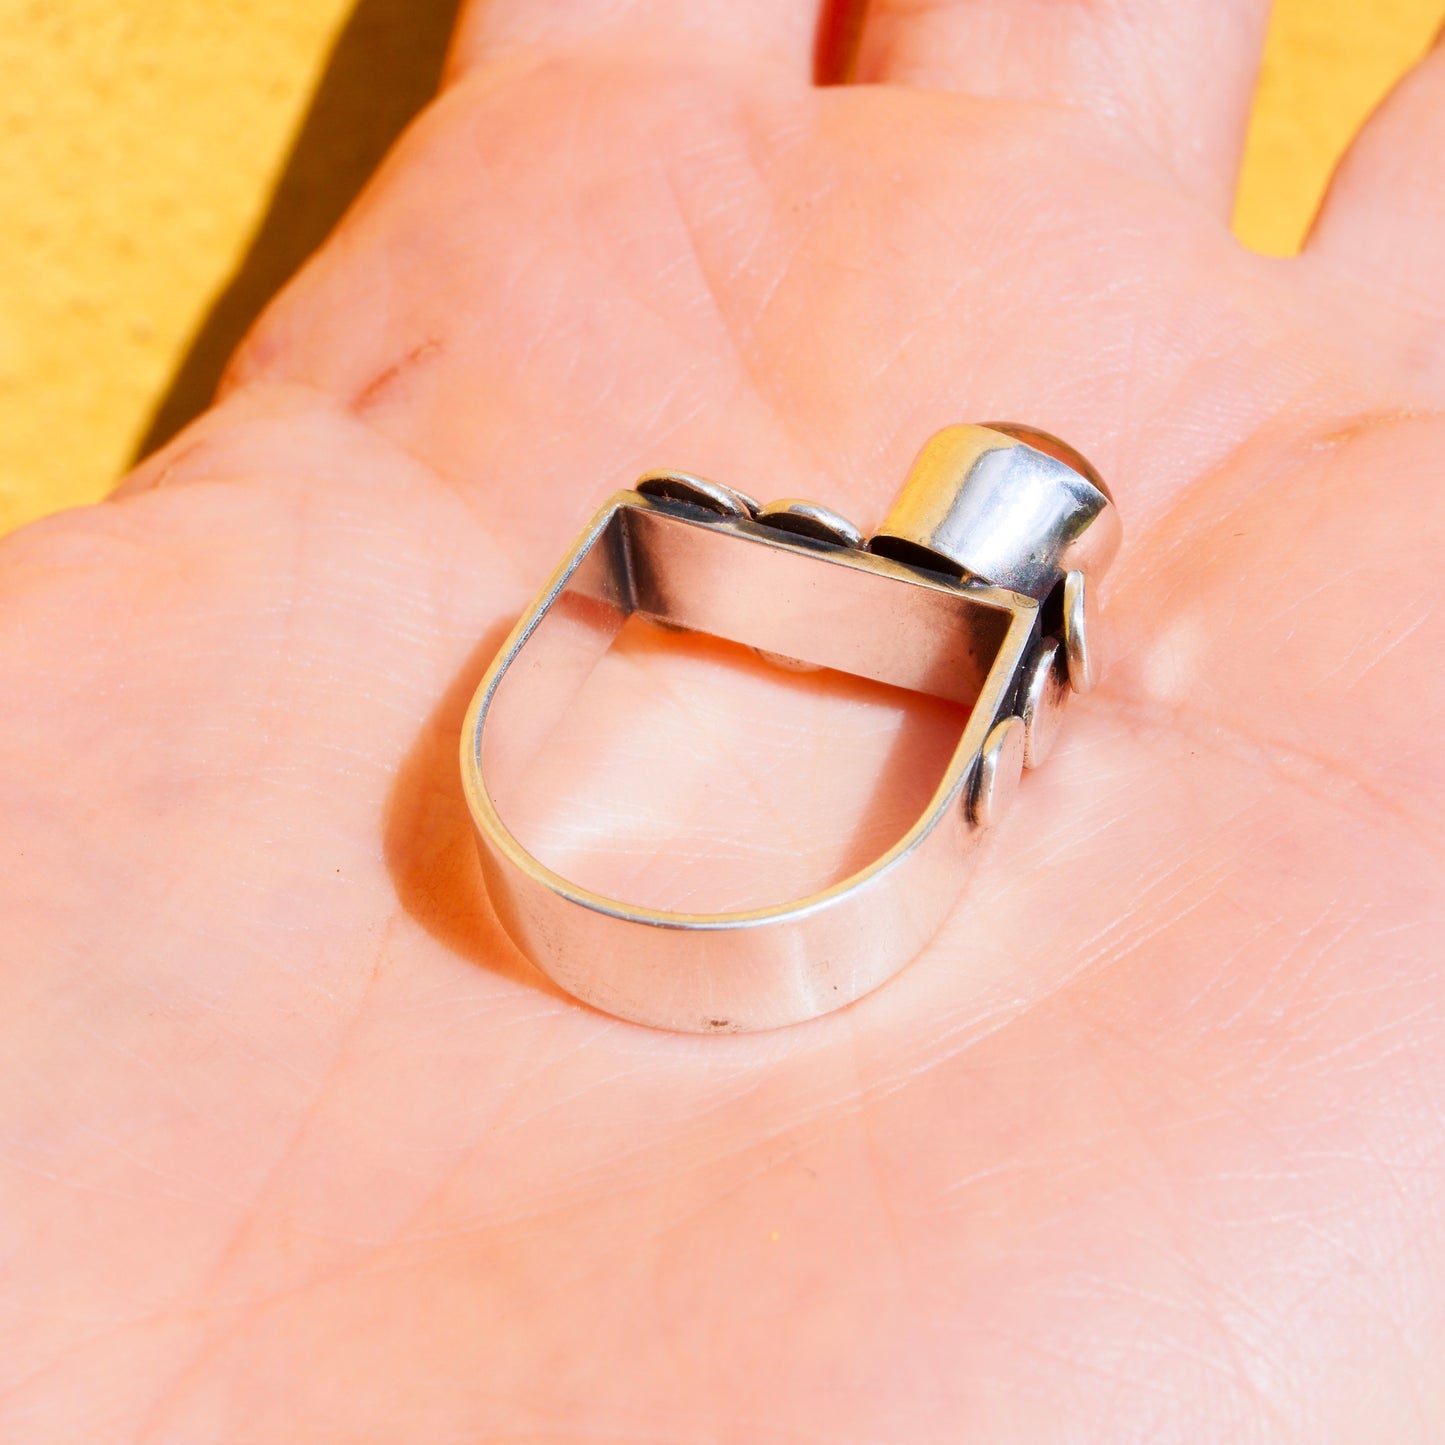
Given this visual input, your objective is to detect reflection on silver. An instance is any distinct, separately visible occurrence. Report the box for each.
[870,422,1119,599]
[636,469,757,520]
[970,716,1026,828]
[755,498,864,549]
[461,424,1120,1032]
[1020,637,1069,769]
[1063,569,1098,695]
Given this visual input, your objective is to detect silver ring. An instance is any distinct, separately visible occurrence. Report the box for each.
[460,423,1121,1032]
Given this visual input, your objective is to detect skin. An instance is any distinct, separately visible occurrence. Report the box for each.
[3,1,1444,1438]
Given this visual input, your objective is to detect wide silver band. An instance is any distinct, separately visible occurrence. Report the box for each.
[460,424,1120,1032]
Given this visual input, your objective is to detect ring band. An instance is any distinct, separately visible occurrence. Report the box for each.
[460,424,1120,1032]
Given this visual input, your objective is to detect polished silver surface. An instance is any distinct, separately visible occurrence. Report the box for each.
[1062,569,1098,694]
[1019,637,1069,768]
[749,498,861,667]
[970,716,1026,828]
[755,498,864,549]
[869,422,1120,600]
[636,469,758,519]
[981,421,1112,501]
[461,423,1120,1032]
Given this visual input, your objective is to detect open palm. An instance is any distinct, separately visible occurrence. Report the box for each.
[4,1,1443,1438]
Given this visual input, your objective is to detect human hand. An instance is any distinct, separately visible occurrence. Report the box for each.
[4,1,1443,1437]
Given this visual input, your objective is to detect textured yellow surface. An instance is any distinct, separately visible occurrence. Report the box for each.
[0,0,353,533]
[0,0,1441,534]
[1235,0,1443,253]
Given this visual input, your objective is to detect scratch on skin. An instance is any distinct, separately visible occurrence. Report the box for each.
[350,338,444,415]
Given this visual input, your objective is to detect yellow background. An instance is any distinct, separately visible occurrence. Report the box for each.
[1,0,1442,535]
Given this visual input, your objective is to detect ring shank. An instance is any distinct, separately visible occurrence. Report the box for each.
[461,495,1036,1032]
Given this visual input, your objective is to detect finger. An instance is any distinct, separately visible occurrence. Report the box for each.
[855,0,1273,208]
[449,0,821,78]
[1305,38,1445,326]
